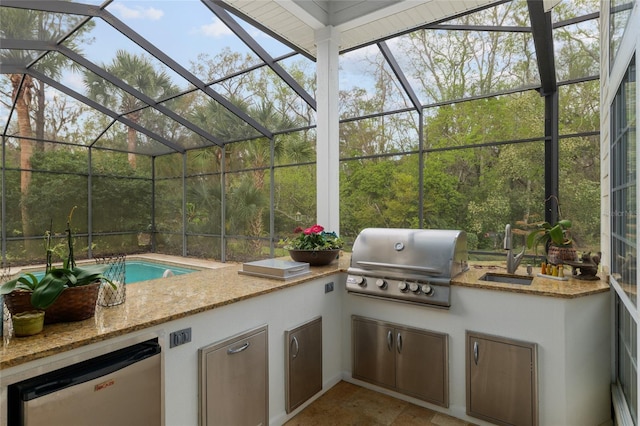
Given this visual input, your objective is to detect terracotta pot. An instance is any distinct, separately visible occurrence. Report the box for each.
[547,245,577,265]
[288,249,340,266]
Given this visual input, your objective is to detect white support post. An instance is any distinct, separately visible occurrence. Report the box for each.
[315,26,340,233]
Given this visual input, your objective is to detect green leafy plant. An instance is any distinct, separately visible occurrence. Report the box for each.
[282,224,343,251]
[526,219,573,254]
[0,207,112,310]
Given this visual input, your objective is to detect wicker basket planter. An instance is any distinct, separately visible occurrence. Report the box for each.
[547,245,578,265]
[4,282,100,324]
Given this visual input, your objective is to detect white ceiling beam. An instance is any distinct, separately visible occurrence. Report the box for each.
[275,0,326,29]
[335,0,433,32]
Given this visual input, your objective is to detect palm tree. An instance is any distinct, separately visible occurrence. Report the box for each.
[188,93,313,256]
[84,50,177,168]
[8,74,36,244]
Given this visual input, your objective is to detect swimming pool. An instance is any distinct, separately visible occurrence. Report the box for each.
[126,261,197,283]
[25,260,198,284]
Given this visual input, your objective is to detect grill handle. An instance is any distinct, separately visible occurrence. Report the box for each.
[355,261,443,275]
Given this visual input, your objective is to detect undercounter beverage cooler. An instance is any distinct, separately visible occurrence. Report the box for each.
[8,338,162,425]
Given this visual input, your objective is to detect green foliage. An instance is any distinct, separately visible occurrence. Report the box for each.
[0,264,110,310]
[526,219,573,254]
[340,159,409,237]
[24,152,90,239]
[422,151,469,229]
[186,177,222,234]
[274,164,316,235]
[1,2,601,262]
[3,146,154,260]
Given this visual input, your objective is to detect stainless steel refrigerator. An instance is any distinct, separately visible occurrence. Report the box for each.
[8,338,162,425]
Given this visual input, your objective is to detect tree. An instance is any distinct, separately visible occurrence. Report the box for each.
[0,6,93,255]
[84,50,177,168]
[336,0,600,254]
[188,55,314,255]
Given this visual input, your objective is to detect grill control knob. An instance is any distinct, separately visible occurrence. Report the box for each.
[376,279,387,289]
[421,284,434,296]
[409,282,419,293]
[398,281,409,292]
[348,276,366,287]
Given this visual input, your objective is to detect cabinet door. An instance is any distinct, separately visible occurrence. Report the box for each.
[200,326,268,426]
[396,327,448,407]
[467,332,537,426]
[352,317,395,388]
[285,317,322,413]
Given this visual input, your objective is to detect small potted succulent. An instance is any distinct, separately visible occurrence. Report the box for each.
[1,207,113,323]
[282,224,344,266]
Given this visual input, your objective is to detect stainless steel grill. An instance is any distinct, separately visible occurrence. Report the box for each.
[346,228,468,308]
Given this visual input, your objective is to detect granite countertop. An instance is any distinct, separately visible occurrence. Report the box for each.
[0,257,349,370]
[454,265,610,298]
[1,254,609,370]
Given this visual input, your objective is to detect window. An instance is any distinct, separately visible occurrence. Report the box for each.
[610,0,636,67]
[611,55,637,424]
[611,57,637,304]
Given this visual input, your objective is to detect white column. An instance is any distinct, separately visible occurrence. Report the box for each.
[315,26,340,233]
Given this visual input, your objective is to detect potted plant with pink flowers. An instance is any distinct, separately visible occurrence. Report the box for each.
[282,224,344,266]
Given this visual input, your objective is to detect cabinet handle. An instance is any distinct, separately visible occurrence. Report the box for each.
[473,341,479,365]
[387,330,393,351]
[291,336,299,359]
[227,342,250,354]
[397,332,402,354]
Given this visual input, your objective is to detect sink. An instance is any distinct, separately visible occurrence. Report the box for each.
[479,273,534,285]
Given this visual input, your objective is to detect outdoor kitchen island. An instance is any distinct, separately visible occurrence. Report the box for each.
[0,254,610,426]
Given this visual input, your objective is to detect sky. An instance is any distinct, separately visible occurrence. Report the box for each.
[0,0,379,133]
[67,1,297,91]
[78,0,379,94]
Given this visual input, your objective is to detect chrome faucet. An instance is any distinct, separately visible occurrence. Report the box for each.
[504,224,525,274]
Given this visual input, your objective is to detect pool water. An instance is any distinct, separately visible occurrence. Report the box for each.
[126,261,196,283]
[26,260,197,284]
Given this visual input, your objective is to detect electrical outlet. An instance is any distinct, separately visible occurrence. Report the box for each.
[325,282,334,293]
[169,327,192,348]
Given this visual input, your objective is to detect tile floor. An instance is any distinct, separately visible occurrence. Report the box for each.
[284,381,477,426]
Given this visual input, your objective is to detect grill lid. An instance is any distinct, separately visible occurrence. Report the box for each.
[348,228,468,283]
